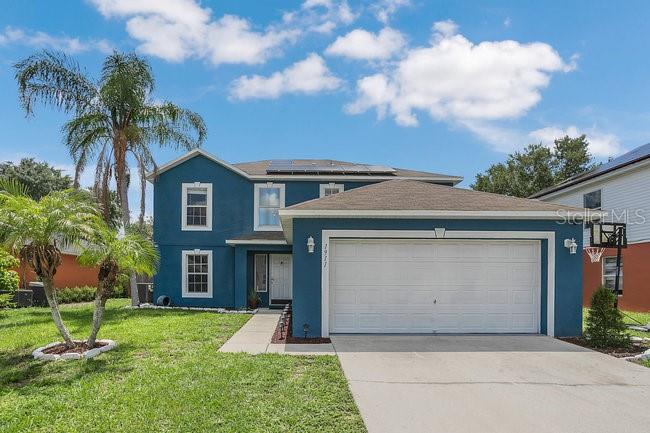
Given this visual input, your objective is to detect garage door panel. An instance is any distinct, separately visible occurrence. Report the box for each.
[485,313,509,330]
[512,289,535,305]
[487,290,508,304]
[512,313,536,330]
[329,239,540,334]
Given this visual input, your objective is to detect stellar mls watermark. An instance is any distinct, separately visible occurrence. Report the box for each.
[555,208,647,225]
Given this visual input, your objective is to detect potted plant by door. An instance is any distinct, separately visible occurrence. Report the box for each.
[248,289,261,310]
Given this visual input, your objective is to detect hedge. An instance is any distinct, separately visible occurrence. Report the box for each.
[56,285,128,304]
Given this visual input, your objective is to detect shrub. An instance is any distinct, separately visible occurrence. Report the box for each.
[55,285,127,304]
[0,250,19,308]
[585,286,630,348]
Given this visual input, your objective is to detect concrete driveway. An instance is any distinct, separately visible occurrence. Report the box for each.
[332,335,650,433]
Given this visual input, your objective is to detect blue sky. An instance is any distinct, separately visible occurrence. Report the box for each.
[1,0,649,217]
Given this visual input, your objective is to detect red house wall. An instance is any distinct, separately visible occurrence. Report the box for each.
[17,253,99,289]
[583,242,650,311]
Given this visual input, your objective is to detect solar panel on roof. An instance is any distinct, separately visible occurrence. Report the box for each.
[266,160,396,175]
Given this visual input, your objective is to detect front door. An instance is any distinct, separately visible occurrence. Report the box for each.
[270,254,293,302]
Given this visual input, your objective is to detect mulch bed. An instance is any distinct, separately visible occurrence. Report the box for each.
[560,337,647,358]
[270,305,331,345]
[42,341,107,355]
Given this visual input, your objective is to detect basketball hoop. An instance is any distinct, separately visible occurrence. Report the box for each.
[585,246,605,263]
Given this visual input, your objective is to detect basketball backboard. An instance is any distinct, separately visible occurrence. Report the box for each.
[590,222,627,248]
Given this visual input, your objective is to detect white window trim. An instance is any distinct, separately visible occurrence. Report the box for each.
[182,249,213,298]
[181,182,212,231]
[254,254,268,293]
[253,183,285,232]
[320,230,556,338]
[602,256,623,294]
[319,183,344,198]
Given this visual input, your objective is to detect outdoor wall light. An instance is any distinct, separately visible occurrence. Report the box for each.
[564,238,578,254]
[307,236,315,253]
[303,323,310,338]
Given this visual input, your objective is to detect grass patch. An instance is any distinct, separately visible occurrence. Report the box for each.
[0,300,365,432]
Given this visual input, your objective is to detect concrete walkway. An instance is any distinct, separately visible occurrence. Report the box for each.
[219,309,335,355]
[332,335,650,433]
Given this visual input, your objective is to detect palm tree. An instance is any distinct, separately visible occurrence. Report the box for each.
[15,50,206,305]
[0,180,100,347]
[79,227,158,348]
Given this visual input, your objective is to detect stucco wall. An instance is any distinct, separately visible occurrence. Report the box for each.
[152,154,372,307]
[291,218,584,338]
[17,254,99,289]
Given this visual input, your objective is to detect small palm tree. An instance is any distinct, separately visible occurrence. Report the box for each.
[15,50,206,304]
[79,227,158,348]
[0,180,100,347]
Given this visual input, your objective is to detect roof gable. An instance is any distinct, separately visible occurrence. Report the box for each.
[146,148,250,181]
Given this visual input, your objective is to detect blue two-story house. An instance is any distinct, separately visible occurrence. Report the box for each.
[148,148,592,338]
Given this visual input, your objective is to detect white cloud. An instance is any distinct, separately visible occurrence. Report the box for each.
[229,54,342,100]
[0,26,112,54]
[89,0,299,65]
[529,126,623,157]
[291,0,357,34]
[458,121,623,157]
[346,20,574,127]
[372,0,410,24]
[325,27,406,60]
[432,19,458,37]
[302,0,333,8]
[459,120,524,153]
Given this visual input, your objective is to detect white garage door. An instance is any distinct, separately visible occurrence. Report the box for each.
[329,239,540,334]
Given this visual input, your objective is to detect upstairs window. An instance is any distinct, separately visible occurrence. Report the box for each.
[182,183,212,231]
[182,250,212,298]
[254,183,285,231]
[320,183,344,198]
[583,189,602,210]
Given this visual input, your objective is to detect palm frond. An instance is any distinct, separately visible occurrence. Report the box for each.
[138,102,207,150]
[14,50,98,116]
[0,178,30,197]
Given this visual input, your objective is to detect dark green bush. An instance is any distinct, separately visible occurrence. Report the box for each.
[0,250,20,308]
[585,286,630,348]
[55,285,127,304]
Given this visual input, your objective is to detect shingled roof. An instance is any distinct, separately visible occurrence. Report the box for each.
[283,180,588,213]
[233,159,461,181]
[147,149,462,183]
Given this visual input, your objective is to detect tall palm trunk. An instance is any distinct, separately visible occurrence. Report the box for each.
[73,163,83,189]
[114,135,140,306]
[42,275,75,348]
[138,161,146,226]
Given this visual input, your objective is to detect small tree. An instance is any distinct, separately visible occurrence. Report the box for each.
[79,227,158,348]
[0,158,72,200]
[472,135,599,197]
[0,180,100,347]
[0,249,20,308]
[585,286,630,348]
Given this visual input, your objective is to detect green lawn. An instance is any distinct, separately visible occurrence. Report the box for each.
[0,300,365,433]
